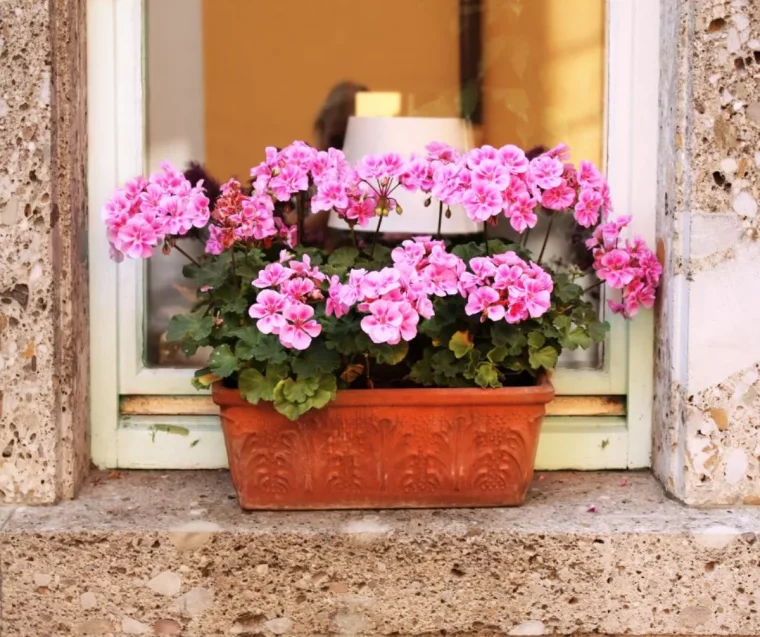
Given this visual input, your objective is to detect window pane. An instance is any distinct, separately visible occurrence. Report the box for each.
[144,0,605,368]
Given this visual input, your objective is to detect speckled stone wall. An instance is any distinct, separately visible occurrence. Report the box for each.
[0,0,89,503]
[653,0,760,505]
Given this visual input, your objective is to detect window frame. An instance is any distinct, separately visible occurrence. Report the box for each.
[88,0,659,470]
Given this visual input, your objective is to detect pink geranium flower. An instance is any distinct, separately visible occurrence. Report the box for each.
[514,278,552,318]
[269,164,308,201]
[574,188,603,227]
[529,155,564,190]
[426,142,460,163]
[249,290,288,334]
[279,303,322,350]
[466,145,499,169]
[116,217,158,259]
[360,300,404,344]
[541,184,576,211]
[312,180,349,213]
[597,249,636,288]
[507,194,538,233]
[465,286,504,321]
[471,159,511,190]
[497,145,529,174]
[253,263,293,288]
[461,183,503,222]
[578,160,605,190]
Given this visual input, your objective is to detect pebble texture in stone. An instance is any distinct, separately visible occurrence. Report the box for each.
[0,0,89,505]
[2,471,760,635]
[653,0,760,505]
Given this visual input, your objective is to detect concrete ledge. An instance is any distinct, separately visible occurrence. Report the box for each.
[1,471,758,636]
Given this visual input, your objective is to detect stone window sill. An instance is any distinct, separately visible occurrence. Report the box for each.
[1,471,758,636]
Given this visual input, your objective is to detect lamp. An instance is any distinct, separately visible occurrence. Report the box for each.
[327,116,481,235]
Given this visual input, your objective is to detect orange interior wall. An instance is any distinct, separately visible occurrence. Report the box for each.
[482,0,604,164]
[202,0,604,180]
[202,0,459,180]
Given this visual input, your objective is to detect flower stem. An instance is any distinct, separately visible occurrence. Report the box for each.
[537,213,555,265]
[483,221,490,256]
[171,242,200,267]
[436,201,444,238]
[582,279,604,295]
[364,354,373,389]
[297,192,306,248]
[370,215,384,258]
[350,225,359,251]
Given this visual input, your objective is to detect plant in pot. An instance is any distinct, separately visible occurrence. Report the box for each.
[103,141,660,509]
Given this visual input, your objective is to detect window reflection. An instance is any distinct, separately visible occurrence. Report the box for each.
[145,0,605,368]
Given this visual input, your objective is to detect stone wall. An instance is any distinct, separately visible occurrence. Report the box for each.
[653,0,760,505]
[0,0,89,504]
[1,0,760,507]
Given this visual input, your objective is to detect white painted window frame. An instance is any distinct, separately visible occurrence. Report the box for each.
[88,0,659,470]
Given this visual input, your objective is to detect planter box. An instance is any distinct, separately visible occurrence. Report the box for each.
[213,378,554,510]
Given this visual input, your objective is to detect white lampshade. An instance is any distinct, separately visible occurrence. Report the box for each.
[327,116,481,235]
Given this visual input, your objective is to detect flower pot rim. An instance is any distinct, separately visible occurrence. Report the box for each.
[212,374,554,409]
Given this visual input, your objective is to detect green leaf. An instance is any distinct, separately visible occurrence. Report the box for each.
[368,340,409,365]
[328,246,360,270]
[251,333,288,364]
[554,273,583,304]
[431,349,461,379]
[409,350,436,386]
[150,424,189,437]
[167,311,214,343]
[282,377,319,403]
[527,332,546,350]
[474,362,501,388]
[238,368,277,404]
[234,248,267,279]
[191,367,220,390]
[272,374,337,421]
[568,327,592,349]
[452,241,484,262]
[310,373,337,410]
[491,323,528,355]
[588,321,610,343]
[554,315,572,333]
[183,251,232,288]
[272,382,310,421]
[291,342,341,380]
[487,346,509,364]
[208,344,238,378]
[293,246,325,266]
[449,331,474,359]
[528,345,559,370]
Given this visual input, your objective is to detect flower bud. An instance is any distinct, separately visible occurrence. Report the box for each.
[424,197,432,208]
[395,205,403,215]
[162,243,171,256]
[445,207,452,219]
[375,206,384,216]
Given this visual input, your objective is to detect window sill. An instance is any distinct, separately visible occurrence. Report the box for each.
[1,471,757,635]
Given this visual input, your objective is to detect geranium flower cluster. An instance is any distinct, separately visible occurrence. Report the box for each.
[249,254,326,350]
[460,252,553,323]
[248,237,559,351]
[587,215,662,318]
[102,162,210,260]
[205,179,294,255]
[103,142,616,264]
[397,142,612,233]
[250,142,380,227]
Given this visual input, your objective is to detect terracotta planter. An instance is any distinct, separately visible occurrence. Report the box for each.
[213,377,554,510]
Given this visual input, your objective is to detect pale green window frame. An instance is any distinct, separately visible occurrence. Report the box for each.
[88,0,659,471]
